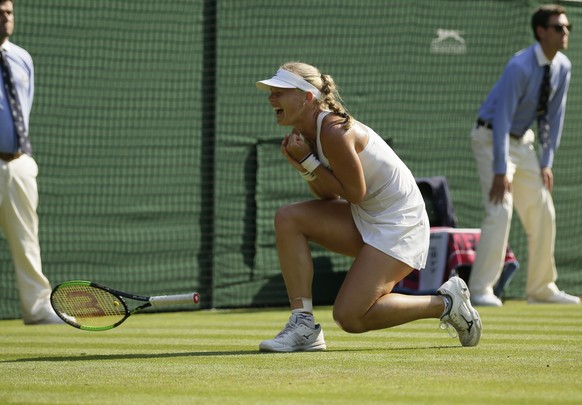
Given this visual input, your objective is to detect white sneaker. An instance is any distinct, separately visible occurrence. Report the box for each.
[528,291,580,305]
[259,313,326,352]
[436,277,482,347]
[471,293,503,307]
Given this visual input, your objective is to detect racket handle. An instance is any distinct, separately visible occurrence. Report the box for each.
[149,292,200,307]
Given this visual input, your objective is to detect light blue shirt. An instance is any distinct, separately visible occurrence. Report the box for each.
[0,41,34,154]
[478,43,571,173]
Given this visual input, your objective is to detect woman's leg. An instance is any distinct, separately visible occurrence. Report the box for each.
[333,245,444,333]
[274,198,364,311]
[333,247,482,347]
[275,198,443,329]
[264,198,480,351]
[260,199,363,352]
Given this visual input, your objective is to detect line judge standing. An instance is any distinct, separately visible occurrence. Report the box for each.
[470,4,579,306]
[1,0,63,324]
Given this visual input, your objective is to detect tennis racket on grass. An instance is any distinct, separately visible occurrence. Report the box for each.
[50,280,200,331]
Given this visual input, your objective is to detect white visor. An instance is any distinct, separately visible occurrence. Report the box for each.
[256,69,322,100]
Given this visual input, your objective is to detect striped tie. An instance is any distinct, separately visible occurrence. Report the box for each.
[536,64,551,148]
[0,49,32,155]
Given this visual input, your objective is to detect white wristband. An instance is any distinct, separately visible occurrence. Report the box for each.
[300,170,316,182]
[300,153,321,173]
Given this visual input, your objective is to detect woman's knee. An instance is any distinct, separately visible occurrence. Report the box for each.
[274,204,300,232]
[332,306,366,334]
[275,202,319,235]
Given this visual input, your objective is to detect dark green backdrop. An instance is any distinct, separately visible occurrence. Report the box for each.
[1,0,581,319]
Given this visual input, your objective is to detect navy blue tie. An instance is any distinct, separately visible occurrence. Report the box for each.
[536,64,551,148]
[0,49,32,155]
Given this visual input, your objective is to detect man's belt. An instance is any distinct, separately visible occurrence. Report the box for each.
[0,151,23,162]
[476,119,521,139]
[476,118,492,129]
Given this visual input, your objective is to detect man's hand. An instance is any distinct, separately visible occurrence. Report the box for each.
[489,174,511,204]
[541,167,553,193]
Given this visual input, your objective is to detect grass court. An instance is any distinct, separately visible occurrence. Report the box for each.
[1,302,581,404]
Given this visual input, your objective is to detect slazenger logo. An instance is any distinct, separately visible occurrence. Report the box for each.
[430,29,467,55]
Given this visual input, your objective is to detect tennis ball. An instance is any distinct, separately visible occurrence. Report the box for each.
[113,301,120,307]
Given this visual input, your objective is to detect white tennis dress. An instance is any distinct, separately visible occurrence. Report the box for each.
[315,112,429,270]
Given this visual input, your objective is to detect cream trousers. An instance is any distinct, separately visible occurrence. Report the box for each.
[0,154,53,322]
[469,126,560,300]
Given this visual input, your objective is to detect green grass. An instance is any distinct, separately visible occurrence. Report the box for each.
[1,302,581,404]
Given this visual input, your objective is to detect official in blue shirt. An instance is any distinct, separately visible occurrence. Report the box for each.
[1,0,63,324]
[469,4,579,307]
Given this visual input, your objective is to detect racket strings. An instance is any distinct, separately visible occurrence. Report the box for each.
[52,285,126,327]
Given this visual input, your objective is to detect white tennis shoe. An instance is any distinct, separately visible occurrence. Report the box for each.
[437,276,482,347]
[259,313,326,352]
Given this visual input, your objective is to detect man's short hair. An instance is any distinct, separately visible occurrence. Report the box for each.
[532,4,566,41]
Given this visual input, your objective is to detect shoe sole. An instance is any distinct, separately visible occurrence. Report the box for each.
[465,307,482,347]
[527,299,580,305]
[259,343,327,353]
[471,299,502,307]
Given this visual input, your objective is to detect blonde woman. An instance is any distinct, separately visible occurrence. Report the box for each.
[256,62,481,352]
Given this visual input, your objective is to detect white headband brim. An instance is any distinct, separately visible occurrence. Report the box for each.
[256,69,322,100]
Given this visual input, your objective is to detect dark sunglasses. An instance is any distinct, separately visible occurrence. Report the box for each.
[547,24,572,33]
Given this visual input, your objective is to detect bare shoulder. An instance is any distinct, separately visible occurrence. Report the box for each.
[321,115,368,153]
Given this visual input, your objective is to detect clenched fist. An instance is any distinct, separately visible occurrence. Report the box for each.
[282,130,314,162]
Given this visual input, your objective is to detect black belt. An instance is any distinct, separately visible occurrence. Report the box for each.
[476,118,492,130]
[0,152,23,162]
[475,119,521,139]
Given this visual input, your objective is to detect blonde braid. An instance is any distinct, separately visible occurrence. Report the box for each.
[319,73,353,129]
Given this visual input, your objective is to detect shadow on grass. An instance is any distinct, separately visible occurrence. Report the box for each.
[4,345,461,363]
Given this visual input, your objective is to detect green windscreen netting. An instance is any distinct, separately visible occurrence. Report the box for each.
[1,0,581,319]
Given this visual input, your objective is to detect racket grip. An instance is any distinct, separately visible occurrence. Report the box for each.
[149,292,200,307]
